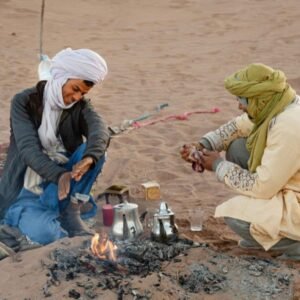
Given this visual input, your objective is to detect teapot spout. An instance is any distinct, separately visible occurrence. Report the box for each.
[122,214,130,240]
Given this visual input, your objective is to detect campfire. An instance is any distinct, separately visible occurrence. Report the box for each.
[90,232,117,261]
[44,233,202,298]
[42,233,293,299]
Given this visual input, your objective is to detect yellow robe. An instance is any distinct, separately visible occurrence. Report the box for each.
[205,100,300,250]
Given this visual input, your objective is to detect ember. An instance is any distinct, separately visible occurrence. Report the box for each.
[91,232,117,261]
[178,264,227,294]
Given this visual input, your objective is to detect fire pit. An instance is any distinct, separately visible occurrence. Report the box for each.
[43,233,202,298]
[41,231,295,299]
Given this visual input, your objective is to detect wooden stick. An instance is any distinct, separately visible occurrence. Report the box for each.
[39,0,46,60]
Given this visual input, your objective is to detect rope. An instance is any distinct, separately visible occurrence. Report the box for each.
[108,103,169,136]
[39,0,46,60]
[132,107,220,128]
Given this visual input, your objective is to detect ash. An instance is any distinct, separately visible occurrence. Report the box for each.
[44,237,203,299]
[50,237,196,276]
[43,238,295,299]
[179,264,227,294]
[116,237,195,275]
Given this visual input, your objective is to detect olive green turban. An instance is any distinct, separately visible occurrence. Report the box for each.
[224,63,296,172]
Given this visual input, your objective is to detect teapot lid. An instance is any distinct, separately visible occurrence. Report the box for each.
[157,201,173,216]
[114,200,138,210]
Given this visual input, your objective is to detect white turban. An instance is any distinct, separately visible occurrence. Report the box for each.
[38,48,108,151]
[51,48,108,84]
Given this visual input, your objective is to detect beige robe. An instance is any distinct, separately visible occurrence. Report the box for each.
[204,100,300,250]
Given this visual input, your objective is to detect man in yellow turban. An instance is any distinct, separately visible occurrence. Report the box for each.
[181,63,300,260]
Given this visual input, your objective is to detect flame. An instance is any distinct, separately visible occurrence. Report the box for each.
[91,232,118,261]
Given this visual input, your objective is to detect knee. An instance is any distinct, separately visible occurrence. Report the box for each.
[226,138,245,159]
[224,217,250,231]
[94,154,106,172]
[226,138,249,169]
[77,143,87,153]
[24,221,67,245]
[72,143,87,162]
[224,217,236,227]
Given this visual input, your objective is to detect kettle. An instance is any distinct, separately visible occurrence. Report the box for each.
[151,202,178,243]
[112,200,143,241]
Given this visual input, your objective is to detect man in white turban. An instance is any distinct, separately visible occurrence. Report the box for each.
[0,48,110,245]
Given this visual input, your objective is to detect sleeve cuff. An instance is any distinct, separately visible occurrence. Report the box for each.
[212,158,224,172]
[199,138,213,150]
[215,160,236,182]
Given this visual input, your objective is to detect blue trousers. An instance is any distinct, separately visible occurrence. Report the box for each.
[4,144,105,245]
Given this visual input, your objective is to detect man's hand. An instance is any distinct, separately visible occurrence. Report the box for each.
[58,172,72,200]
[71,156,94,181]
[180,143,204,163]
[199,149,222,171]
[180,143,205,173]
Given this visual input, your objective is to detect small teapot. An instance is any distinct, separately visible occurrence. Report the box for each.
[151,202,178,243]
[112,200,143,241]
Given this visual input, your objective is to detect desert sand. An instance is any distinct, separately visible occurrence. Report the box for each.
[1,0,300,299]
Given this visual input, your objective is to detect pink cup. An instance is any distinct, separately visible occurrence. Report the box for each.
[102,204,114,227]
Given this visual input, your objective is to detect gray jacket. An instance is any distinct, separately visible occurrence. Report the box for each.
[0,81,110,217]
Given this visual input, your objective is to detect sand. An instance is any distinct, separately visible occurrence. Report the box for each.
[1,0,300,299]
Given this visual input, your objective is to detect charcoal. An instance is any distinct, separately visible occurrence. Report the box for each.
[244,256,279,268]
[46,267,60,285]
[76,279,94,290]
[68,289,81,299]
[131,289,152,299]
[50,248,79,269]
[248,263,264,277]
[42,281,52,298]
[46,237,195,297]
[277,273,292,286]
[97,259,119,273]
[178,264,227,294]
[116,281,133,297]
[113,238,193,275]
[98,276,122,290]
[66,271,76,281]
[117,287,124,300]
[84,288,97,299]
[117,256,149,275]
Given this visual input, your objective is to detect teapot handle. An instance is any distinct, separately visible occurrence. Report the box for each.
[118,191,129,204]
[159,219,167,241]
[139,210,148,223]
[96,190,130,204]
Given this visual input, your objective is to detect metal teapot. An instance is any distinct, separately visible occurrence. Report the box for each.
[151,202,178,243]
[112,200,143,241]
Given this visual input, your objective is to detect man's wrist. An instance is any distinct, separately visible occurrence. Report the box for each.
[83,155,95,167]
[57,170,67,184]
[84,156,94,164]
[195,142,204,151]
